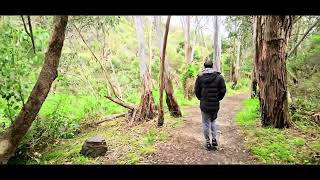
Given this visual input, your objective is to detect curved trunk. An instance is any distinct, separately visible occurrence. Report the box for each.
[0,16,68,164]
[164,67,182,118]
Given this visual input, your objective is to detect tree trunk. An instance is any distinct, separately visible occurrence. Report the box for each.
[230,27,237,87]
[133,16,157,123]
[154,16,162,52]
[232,39,241,89]
[155,17,182,118]
[251,66,258,98]
[0,16,68,164]
[251,16,258,98]
[230,60,236,85]
[183,16,193,64]
[292,20,301,57]
[213,16,221,72]
[164,69,182,118]
[135,16,148,80]
[254,16,293,128]
[236,40,241,80]
[181,16,194,99]
[148,17,153,77]
[158,16,171,127]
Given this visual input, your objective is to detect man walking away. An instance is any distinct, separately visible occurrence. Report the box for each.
[195,60,226,151]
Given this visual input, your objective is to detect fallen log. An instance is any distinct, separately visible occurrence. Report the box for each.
[95,112,128,125]
[105,96,135,110]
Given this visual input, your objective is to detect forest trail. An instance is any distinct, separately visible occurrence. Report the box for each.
[141,93,257,164]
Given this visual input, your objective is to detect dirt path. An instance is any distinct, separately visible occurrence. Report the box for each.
[141,93,256,164]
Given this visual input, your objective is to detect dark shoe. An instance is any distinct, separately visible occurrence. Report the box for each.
[205,141,212,151]
[212,139,218,147]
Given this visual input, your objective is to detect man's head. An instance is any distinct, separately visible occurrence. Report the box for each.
[204,60,213,68]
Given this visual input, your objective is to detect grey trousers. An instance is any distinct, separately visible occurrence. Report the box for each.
[201,111,217,143]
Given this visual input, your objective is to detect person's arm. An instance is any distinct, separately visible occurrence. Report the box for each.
[195,75,202,100]
[218,75,226,101]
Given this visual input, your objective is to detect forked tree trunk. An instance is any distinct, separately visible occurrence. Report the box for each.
[158,16,171,126]
[133,16,157,123]
[0,16,68,164]
[254,16,293,128]
[155,17,182,118]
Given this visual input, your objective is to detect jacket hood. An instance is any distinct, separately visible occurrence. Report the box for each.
[202,68,218,84]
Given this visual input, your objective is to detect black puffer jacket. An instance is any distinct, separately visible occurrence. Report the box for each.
[195,68,226,114]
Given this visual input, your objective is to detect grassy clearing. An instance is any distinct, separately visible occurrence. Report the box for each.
[235,98,320,164]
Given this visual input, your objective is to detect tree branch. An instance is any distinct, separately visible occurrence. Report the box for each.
[288,18,320,58]
[21,16,30,36]
[27,16,36,53]
[73,24,119,99]
[21,16,36,53]
[293,16,302,25]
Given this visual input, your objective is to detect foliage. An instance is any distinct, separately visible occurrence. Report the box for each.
[176,41,184,55]
[181,63,199,89]
[0,20,49,128]
[287,33,320,123]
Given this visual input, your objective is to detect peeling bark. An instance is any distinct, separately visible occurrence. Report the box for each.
[254,16,293,128]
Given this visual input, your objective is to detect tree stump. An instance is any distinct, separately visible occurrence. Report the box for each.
[80,135,108,158]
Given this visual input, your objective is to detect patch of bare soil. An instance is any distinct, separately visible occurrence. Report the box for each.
[140,93,257,164]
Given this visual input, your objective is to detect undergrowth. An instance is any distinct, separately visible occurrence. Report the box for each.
[235,98,320,164]
[19,111,184,165]
[226,78,250,96]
